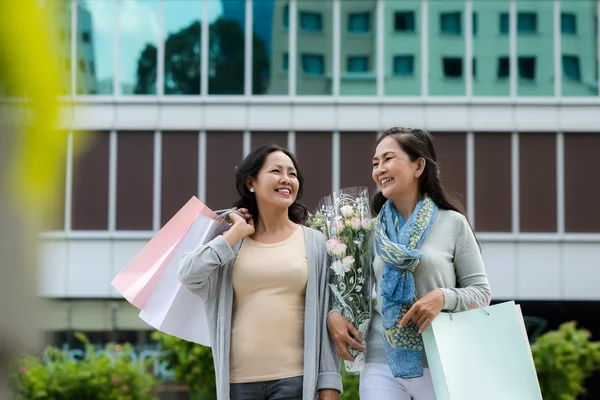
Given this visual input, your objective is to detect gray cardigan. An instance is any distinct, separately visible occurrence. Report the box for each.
[178,225,343,400]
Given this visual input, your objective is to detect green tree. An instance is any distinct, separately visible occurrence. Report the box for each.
[133,18,269,96]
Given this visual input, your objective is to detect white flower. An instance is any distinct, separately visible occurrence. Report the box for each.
[325,238,340,255]
[333,219,345,234]
[330,260,350,277]
[356,285,362,292]
[340,205,354,218]
[350,217,362,231]
[332,242,347,258]
[341,255,355,269]
[361,218,373,231]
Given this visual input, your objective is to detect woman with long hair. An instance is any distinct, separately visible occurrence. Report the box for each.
[327,127,492,399]
[179,145,342,400]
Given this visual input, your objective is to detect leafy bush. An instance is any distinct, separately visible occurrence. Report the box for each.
[531,321,600,400]
[13,332,156,400]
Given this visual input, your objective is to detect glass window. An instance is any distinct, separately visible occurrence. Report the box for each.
[395,11,415,32]
[301,54,325,75]
[348,12,370,33]
[118,0,158,95]
[561,0,596,96]
[518,13,537,33]
[283,4,289,28]
[563,56,581,81]
[443,57,463,78]
[164,0,201,95]
[300,11,323,32]
[296,1,332,95]
[473,1,510,96]
[499,13,509,34]
[518,57,536,80]
[561,13,577,34]
[283,53,289,71]
[440,12,462,35]
[209,0,245,95]
[393,55,414,76]
[76,1,115,95]
[341,2,377,95]
[517,1,553,96]
[347,56,369,73]
[386,1,420,95]
[497,57,510,78]
[254,0,287,95]
[430,1,465,95]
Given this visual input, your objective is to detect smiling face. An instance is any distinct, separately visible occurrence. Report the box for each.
[372,135,424,201]
[247,151,300,212]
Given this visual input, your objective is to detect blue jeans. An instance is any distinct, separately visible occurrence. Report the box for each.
[230,376,303,400]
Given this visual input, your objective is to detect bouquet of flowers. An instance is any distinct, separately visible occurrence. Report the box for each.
[306,186,374,373]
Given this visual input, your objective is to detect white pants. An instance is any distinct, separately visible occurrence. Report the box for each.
[359,363,437,400]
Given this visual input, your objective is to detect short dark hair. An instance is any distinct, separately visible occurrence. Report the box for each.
[233,144,308,224]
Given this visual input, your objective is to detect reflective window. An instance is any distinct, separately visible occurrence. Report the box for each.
[385,0,420,96]
[473,0,510,96]
[254,0,288,95]
[163,0,201,95]
[393,55,414,76]
[42,0,72,96]
[296,1,332,95]
[78,1,114,95]
[209,0,245,94]
[348,12,370,33]
[517,1,553,96]
[341,1,377,95]
[561,0,597,96]
[429,0,465,96]
[118,0,158,95]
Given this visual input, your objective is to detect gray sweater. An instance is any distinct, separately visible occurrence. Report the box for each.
[178,226,343,400]
[366,209,492,366]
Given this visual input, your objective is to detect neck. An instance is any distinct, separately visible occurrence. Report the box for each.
[255,207,294,235]
[391,190,422,221]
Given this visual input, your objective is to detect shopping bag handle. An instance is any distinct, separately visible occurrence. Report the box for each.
[448,289,490,320]
[214,209,246,224]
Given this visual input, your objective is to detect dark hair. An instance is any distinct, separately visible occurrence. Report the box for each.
[371,127,465,217]
[233,144,309,225]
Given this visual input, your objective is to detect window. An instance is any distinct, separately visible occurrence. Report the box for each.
[349,12,370,33]
[82,32,90,43]
[561,13,576,34]
[518,13,537,33]
[472,12,477,35]
[89,61,95,75]
[283,4,289,28]
[65,58,70,70]
[563,56,581,81]
[393,55,414,76]
[518,57,535,80]
[347,56,368,73]
[300,11,322,32]
[301,54,325,75]
[440,12,462,35]
[59,29,66,41]
[283,53,289,71]
[394,11,415,32]
[499,13,509,34]
[497,57,509,78]
[78,59,86,73]
[472,58,477,77]
[443,57,463,78]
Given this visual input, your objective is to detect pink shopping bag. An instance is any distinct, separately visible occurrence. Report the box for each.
[111,196,218,309]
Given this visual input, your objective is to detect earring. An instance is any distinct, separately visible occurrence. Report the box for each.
[249,188,254,193]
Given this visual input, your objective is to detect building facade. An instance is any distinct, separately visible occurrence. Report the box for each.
[21,0,600,381]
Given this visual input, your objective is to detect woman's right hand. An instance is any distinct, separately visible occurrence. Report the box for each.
[223,208,254,247]
[327,311,367,361]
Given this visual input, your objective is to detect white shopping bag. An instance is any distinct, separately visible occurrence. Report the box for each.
[139,213,229,346]
[422,301,543,400]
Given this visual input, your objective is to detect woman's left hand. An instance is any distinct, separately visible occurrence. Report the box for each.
[319,389,339,400]
[399,289,445,334]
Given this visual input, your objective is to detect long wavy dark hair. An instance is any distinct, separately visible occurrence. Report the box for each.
[233,144,309,225]
[371,127,465,217]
